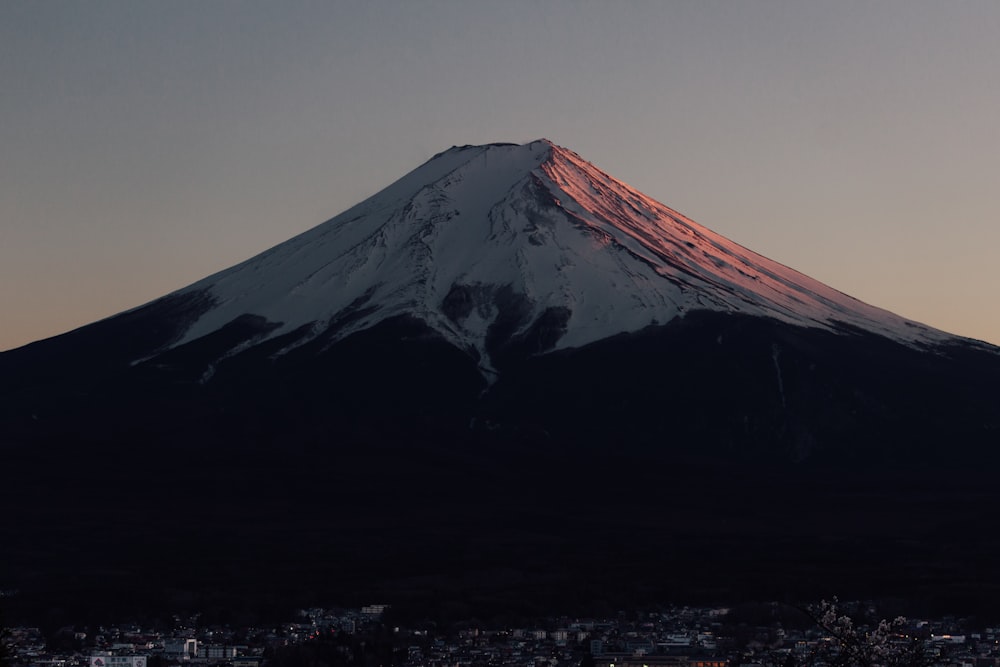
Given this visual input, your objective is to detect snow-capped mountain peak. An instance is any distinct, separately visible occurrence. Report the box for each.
[166,139,955,374]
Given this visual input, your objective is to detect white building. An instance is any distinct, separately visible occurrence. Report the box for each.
[163,639,198,660]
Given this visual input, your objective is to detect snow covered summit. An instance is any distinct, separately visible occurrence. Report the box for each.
[167,139,953,375]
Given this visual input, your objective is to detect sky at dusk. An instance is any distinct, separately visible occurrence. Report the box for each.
[3,1,999,351]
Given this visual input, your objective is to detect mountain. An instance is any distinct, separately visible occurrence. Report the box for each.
[3,139,1000,624]
[31,139,970,372]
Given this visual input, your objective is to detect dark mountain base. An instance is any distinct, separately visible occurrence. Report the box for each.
[3,311,1000,626]
[5,446,1000,626]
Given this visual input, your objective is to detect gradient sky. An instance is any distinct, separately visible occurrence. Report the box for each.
[3,1,999,352]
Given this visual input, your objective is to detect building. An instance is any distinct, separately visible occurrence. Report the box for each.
[91,656,148,667]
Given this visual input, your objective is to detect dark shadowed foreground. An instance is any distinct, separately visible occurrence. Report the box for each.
[3,309,1000,625]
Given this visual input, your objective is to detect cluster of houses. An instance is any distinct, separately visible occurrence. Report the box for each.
[5,624,262,667]
[6,602,1000,667]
